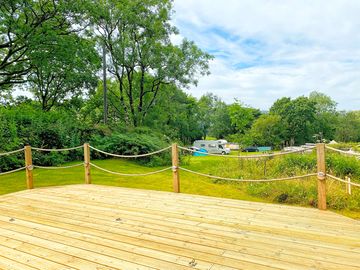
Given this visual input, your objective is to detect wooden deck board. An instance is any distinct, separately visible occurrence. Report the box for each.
[0,184,359,270]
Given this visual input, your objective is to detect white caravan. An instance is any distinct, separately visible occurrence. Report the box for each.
[193,140,231,155]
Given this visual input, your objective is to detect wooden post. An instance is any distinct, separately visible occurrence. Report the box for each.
[172,143,180,193]
[316,143,326,210]
[346,176,352,195]
[84,143,91,184]
[24,145,33,189]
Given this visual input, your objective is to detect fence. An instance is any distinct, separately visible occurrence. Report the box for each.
[0,143,359,210]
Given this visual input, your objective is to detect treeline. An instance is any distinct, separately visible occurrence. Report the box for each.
[196,91,360,148]
[1,0,359,159]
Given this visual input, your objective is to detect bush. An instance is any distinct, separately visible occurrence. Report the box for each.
[326,153,360,178]
[273,153,317,176]
[90,128,172,166]
[0,104,94,170]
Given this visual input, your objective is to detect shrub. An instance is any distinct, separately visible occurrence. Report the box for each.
[90,128,171,166]
[0,104,93,170]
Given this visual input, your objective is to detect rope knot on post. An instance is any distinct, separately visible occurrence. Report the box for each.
[26,165,34,171]
[317,171,326,180]
[172,165,178,172]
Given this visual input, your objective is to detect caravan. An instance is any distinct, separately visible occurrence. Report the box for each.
[193,140,231,155]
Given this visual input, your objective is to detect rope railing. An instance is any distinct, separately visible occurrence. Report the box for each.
[327,174,360,187]
[32,145,84,152]
[0,167,26,176]
[90,162,172,176]
[179,167,317,182]
[89,145,172,158]
[325,145,360,157]
[178,145,312,158]
[1,142,357,212]
[0,148,24,157]
[33,163,84,170]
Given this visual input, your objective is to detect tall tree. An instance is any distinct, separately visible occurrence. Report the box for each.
[308,91,338,140]
[89,0,212,127]
[209,102,233,139]
[197,93,219,139]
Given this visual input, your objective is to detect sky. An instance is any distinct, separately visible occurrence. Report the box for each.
[172,0,360,111]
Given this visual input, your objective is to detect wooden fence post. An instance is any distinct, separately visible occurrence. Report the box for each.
[24,145,33,189]
[346,176,352,195]
[172,143,180,193]
[316,143,326,210]
[84,143,91,184]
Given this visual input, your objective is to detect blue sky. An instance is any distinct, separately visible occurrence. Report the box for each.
[172,0,360,110]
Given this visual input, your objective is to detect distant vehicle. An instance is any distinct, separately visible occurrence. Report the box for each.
[242,146,259,152]
[193,140,230,155]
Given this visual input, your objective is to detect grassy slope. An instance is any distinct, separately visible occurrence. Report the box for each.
[0,156,359,219]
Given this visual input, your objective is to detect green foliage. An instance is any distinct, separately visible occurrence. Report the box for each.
[326,153,360,178]
[335,111,360,142]
[309,91,338,141]
[90,128,171,166]
[270,96,316,145]
[228,101,258,135]
[0,103,95,169]
[143,84,203,144]
[0,0,90,88]
[274,153,317,175]
[248,114,285,148]
[28,34,100,111]
[88,0,212,127]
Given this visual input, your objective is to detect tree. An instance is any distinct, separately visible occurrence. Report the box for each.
[0,0,86,88]
[209,102,233,139]
[228,101,257,134]
[27,34,100,111]
[335,111,360,142]
[308,91,338,141]
[143,84,203,143]
[197,93,219,139]
[88,0,212,127]
[270,96,316,145]
[249,114,285,148]
[309,91,337,113]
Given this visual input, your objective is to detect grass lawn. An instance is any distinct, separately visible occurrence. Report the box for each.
[0,156,359,219]
[0,158,263,201]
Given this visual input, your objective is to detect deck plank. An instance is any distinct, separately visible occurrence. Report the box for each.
[0,184,359,269]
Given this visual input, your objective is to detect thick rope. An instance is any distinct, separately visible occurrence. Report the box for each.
[0,167,26,176]
[90,162,172,176]
[327,174,360,187]
[178,146,311,159]
[0,148,24,156]
[325,145,360,157]
[179,167,317,182]
[33,163,84,170]
[32,145,84,152]
[89,145,172,158]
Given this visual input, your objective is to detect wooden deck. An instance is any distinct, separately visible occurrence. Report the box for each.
[0,185,359,270]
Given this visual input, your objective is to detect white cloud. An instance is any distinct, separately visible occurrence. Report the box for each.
[173,0,360,110]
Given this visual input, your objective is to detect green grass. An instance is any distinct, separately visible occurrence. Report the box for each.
[1,155,359,219]
[0,158,267,201]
